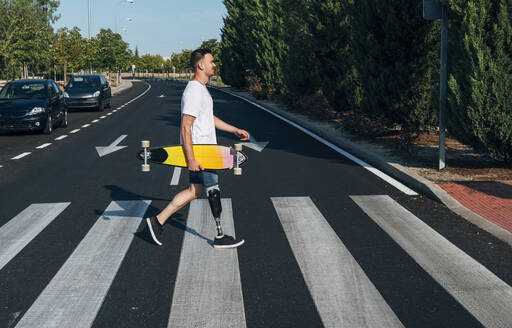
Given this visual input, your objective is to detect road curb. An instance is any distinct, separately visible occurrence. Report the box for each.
[112,79,133,95]
[210,85,512,247]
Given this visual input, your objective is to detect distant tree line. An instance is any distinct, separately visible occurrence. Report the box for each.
[0,0,132,83]
[220,0,512,162]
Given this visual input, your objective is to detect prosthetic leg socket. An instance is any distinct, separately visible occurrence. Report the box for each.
[206,185,223,237]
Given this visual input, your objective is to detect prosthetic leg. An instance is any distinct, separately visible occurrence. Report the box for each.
[206,185,223,237]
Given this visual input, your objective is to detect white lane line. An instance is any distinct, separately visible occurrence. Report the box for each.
[0,203,70,270]
[11,152,31,160]
[168,199,246,328]
[100,115,106,119]
[91,119,99,123]
[106,112,112,116]
[15,200,151,328]
[128,80,151,103]
[36,143,52,149]
[54,135,67,140]
[116,107,122,110]
[170,167,182,186]
[215,88,417,195]
[81,124,91,128]
[70,129,80,134]
[113,110,117,112]
[351,195,512,327]
[272,197,403,328]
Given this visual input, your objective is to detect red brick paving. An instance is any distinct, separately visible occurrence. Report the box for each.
[438,181,512,233]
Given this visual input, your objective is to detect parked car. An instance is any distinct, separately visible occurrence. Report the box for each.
[0,79,67,134]
[64,74,111,111]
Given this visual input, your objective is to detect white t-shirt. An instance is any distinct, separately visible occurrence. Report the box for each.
[181,80,217,145]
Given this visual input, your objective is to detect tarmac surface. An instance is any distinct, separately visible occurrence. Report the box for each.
[1,78,511,328]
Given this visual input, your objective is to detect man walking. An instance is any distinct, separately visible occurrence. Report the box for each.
[146,48,249,249]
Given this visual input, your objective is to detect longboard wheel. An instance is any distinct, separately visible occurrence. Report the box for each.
[141,164,150,172]
[234,143,243,151]
[233,167,242,175]
[141,140,150,148]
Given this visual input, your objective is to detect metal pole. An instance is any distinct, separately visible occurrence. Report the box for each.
[88,0,91,39]
[88,0,92,74]
[439,6,447,170]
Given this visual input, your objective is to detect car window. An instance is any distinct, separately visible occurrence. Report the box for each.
[48,82,56,98]
[0,82,48,100]
[68,76,100,89]
[52,82,61,95]
[100,76,106,85]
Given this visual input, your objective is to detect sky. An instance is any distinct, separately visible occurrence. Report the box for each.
[53,0,227,57]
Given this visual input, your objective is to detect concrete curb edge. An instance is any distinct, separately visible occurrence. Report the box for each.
[111,79,133,95]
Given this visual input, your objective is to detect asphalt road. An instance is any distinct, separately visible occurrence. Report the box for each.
[1,79,511,328]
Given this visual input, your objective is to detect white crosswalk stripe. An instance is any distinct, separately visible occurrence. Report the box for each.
[170,167,182,186]
[3,195,512,327]
[168,199,246,328]
[272,197,403,328]
[0,203,70,270]
[15,200,150,328]
[351,195,512,328]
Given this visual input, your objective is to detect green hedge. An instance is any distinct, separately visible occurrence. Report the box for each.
[445,0,512,161]
[220,0,512,161]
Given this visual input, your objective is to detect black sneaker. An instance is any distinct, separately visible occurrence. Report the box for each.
[213,234,245,249]
[146,216,163,246]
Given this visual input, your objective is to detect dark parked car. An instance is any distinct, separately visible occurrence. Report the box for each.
[64,74,111,111]
[0,79,67,134]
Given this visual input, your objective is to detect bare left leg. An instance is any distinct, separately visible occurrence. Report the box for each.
[156,184,203,225]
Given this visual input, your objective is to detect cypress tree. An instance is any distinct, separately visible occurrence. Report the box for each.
[308,0,361,114]
[220,0,248,87]
[445,0,512,161]
[348,0,439,140]
[280,0,322,97]
[244,0,286,96]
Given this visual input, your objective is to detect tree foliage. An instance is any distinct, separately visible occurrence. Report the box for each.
[0,1,134,79]
[348,0,440,136]
[95,28,132,72]
[220,0,248,87]
[0,0,59,77]
[219,0,512,160]
[445,0,512,161]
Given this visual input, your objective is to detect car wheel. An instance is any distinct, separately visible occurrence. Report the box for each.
[61,109,68,128]
[43,115,53,134]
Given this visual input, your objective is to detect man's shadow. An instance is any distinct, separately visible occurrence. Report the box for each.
[134,206,213,246]
[96,184,212,245]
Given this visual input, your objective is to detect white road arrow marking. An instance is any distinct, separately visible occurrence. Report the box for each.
[96,135,128,157]
[158,94,165,98]
[240,134,269,152]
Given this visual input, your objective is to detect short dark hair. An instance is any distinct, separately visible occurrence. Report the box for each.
[190,48,212,70]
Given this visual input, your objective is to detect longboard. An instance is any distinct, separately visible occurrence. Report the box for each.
[137,141,247,175]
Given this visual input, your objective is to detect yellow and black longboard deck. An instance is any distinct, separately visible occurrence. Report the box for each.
[137,144,247,170]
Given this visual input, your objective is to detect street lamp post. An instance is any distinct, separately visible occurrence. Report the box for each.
[88,0,91,39]
[115,0,134,34]
[424,0,448,170]
[88,0,92,73]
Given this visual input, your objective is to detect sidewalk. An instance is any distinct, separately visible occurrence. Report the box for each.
[210,84,512,247]
[111,78,133,95]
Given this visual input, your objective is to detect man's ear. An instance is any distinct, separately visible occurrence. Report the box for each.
[197,59,205,71]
